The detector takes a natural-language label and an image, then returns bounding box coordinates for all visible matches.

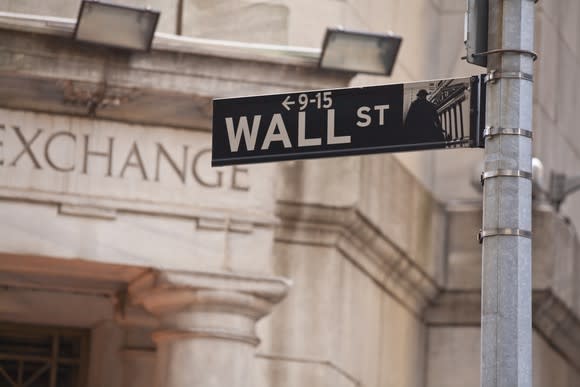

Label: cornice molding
[0,27,352,130]
[275,200,441,316]
[425,290,580,371]
[129,269,291,305]
[0,188,277,227]
[533,289,580,371]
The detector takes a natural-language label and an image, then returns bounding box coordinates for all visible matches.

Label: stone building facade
[0,1,578,386]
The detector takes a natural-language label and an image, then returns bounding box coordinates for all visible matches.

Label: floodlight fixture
[74,0,160,51]
[319,28,402,76]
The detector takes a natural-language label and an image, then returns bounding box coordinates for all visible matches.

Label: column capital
[128,269,291,346]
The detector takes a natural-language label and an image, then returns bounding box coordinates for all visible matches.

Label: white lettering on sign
[374,104,390,125]
[281,92,333,111]
[326,109,350,145]
[224,108,352,152]
[319,92,333,109]
[298,111,322,147]
[356,104,390,127]
[282,96,295,111]
[356,106,372,127]
[225,116,261,152]
[261,114,292,150]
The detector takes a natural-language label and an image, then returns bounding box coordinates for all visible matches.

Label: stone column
[129,270,290,387]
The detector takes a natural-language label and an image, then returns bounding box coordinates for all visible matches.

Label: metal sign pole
[480,0,535,386]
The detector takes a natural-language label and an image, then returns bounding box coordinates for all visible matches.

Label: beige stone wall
[534,2,580,224]
[275,154,447,286]
[181,0,289,44]
[261,151,445,386]
[0,108,280,276]
[426,327,580,387]
[257,243,427,387]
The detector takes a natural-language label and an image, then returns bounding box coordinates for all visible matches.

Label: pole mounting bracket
[478,228,532,243]
[480,169,533,185]
[473,48,538,61]
[485,71,533,83]
[483,126,533,139]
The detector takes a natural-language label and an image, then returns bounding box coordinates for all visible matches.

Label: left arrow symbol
[282,95,295,111]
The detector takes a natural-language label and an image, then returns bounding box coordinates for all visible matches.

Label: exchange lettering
[0,124,248,192]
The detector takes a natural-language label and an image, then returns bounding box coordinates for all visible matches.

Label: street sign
[212,76,484,166]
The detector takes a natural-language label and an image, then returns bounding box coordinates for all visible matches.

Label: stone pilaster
[129,270,290,387]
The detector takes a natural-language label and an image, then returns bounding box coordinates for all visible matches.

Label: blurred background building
[0,1,578,386]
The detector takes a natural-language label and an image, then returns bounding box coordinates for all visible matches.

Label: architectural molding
[0,286,115,327]
[129,269,291,303]
[0,254,146,295]
[127,269,291,387]
[59,203,117,220]
[425,289,580,371]
[128,269,291,346]
[0,191,276,229]
[424,290,481,326]
[430,206,580,370]
[0,26,353,131]
[116,304,159,329]
[533,289,580,371]
[255,352,362,387]
[275,201,441,316]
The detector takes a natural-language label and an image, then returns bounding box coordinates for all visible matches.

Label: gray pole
[481,1,535,386]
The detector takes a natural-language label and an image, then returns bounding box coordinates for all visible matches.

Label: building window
[0,323,89,387]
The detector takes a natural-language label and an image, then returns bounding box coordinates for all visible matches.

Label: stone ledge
[0,254,146,293]
[0,26,353,131]
[59,203,117,220]
[424,289,580,371]
[275,201,441,316]
[533,289,580,369]
[429,205,580,371]
[255,353,362,387]
[446,206,580,317]
[0,189,277,227]
[0,286,115,327]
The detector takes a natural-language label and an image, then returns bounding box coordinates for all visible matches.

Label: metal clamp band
[473,48,538,61]
[481,169,533,185]
[483,126,533,139]
[485,71,533,83]
[478,228,532,243]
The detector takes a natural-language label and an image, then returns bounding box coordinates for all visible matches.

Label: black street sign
[212,76,484,166]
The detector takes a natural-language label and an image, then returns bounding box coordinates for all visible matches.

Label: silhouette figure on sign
[404,89,446,145]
